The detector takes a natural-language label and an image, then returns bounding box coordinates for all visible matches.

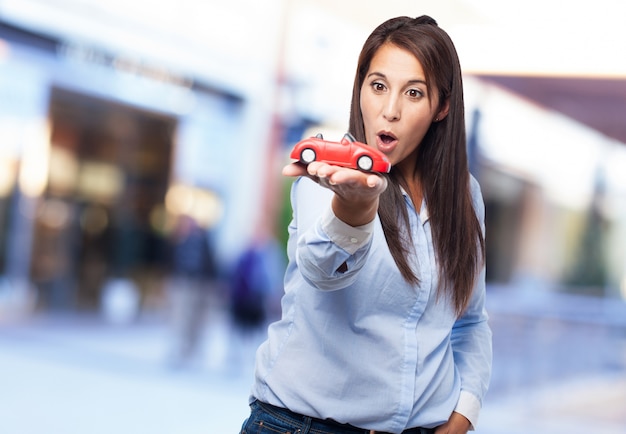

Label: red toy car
[290,133,391,173]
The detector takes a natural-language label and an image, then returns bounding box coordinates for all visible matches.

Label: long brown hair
[348,16,485,316]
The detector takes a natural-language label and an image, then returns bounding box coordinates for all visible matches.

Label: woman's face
[360,43,445,177]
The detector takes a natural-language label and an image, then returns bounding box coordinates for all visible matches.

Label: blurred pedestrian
[239,16,491,434]
[165,214,216,369]
[227,235,285,368]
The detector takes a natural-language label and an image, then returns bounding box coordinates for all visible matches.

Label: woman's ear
[434,100,450,122]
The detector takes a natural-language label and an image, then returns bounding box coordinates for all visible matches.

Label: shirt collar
[399,186,430,223]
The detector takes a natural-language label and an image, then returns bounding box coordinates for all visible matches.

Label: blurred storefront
[463,76,626,300]
[0,1,289,315]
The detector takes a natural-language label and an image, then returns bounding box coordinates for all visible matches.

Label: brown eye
[407,89,422,98]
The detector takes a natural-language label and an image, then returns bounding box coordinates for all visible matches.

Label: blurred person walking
[228,235,285,369]
[239,16,491,434]
[165,213,217,369]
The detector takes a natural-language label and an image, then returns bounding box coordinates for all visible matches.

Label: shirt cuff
[454,390,481,430]
[320,206,374,254]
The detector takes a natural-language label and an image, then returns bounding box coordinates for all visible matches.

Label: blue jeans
[239,400,435,434]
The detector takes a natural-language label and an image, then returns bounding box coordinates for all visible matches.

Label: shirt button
[350,237,358,243]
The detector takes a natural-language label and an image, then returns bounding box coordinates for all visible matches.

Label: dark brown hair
[348,16,485,316]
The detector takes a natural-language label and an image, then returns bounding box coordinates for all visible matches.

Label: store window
[31,87,176,310]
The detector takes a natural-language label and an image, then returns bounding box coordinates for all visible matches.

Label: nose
[382,96,400,121]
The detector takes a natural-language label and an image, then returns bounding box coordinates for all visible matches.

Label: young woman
[239,15,491,434]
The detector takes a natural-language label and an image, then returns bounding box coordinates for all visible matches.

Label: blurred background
[1,0,625,433]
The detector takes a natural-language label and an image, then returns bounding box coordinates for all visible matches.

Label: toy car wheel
[357,155,373,171]
[300,148,316,164]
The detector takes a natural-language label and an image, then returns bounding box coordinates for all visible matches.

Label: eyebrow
[366,71,427,86]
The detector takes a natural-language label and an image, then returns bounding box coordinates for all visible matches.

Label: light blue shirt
[251,176,492,432]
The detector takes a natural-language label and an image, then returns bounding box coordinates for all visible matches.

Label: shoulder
[468,174,482,198]
[291,176,334,227]
[292,176,334,205]
[468,175,485,222]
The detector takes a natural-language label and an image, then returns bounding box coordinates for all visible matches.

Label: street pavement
[1,286,625,434]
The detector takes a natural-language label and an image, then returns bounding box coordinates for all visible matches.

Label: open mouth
[376,131,398,153]
[379,133,396,144]
[378,134,395,145]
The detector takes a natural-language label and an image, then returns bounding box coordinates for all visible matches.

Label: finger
[306,161,330,178]
[366,174,387,190]
[330,169,384,190]
[282,162,308,177]
[322,167,365,184]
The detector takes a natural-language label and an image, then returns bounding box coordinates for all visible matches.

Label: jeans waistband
[255,400,433,434]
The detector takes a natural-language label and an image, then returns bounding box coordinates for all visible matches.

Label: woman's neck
[396,169,423,209]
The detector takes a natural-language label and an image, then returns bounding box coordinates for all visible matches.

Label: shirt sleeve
[320,206,374,254]
[291,179,375,291]
[450,176,493,429]
[454,387,482,430]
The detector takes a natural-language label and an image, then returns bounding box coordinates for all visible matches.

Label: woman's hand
[283,161,387,227]
[433,412,471,434]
